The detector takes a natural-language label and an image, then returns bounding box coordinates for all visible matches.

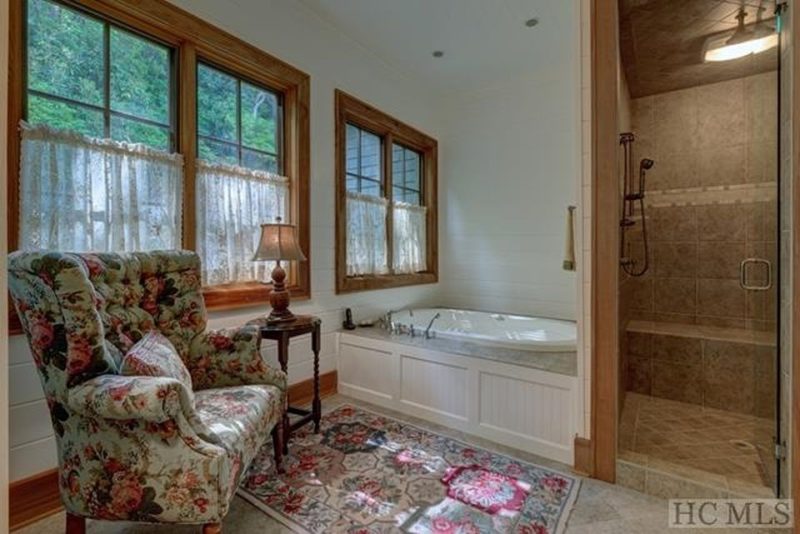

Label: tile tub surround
[624,322,776,418]
[618,393,775,499]
[624,71,778,333]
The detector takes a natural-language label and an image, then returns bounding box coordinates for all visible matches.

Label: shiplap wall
[436,13,581,321]
[8,0,443,482]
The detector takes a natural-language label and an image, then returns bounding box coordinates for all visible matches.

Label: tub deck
[346,327,577,376]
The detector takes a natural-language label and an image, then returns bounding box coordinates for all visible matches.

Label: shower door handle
[739,258,772,291]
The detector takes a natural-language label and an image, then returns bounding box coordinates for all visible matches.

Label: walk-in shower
[616,0,783,499]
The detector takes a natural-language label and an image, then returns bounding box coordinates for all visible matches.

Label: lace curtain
[393,201,427,273]
[19,122,183,252]
[196,160,288,285]
[346,192,388,276]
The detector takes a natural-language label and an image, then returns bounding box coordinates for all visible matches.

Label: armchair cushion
[67,374,195,424]
[120,331,194,403]
[194,384,284,484]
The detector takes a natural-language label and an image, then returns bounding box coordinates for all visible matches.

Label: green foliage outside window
[26,0,172,150]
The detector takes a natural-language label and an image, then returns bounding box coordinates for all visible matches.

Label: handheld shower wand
[619,131,653,277]
[638,158,654,197]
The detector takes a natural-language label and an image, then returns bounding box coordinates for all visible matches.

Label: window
[392,145,421,205]
[346,124,383,196]
[26,0,175,149]
[197,63,282,173]
[9,0,311,319]
[21,0,181,252]
[195,63,288,286]
[335,90,438,293]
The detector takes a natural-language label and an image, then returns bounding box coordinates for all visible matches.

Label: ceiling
[295,0,573,94]
[620,0,779,98]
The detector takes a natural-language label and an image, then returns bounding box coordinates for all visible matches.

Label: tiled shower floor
[619,392,775,497]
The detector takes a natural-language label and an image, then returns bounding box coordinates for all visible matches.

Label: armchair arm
[67,374,195,423]
[188,325,287,392]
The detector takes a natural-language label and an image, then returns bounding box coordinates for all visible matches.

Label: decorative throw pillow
[120,331,194,401]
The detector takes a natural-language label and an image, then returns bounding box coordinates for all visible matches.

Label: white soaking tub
[388,308,577,352]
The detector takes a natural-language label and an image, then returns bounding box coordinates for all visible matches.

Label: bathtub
[388,308,577,352]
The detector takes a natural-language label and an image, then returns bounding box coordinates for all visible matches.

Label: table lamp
[252,217,306,323]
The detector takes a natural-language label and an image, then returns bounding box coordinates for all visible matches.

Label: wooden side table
[248,315,322,452]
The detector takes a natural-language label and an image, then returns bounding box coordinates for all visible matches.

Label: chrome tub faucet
[424,312,441,340]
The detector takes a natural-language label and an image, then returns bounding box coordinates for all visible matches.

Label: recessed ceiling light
[525,17,539,28]
[432,50,444,58]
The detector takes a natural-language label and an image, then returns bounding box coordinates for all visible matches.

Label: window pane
[241,82,278,154]
[392,144,421,191]
[242,148,278,173]
[28,94,103,137]
[360,131,381,179]
[199,137,237,165]
[346,124,360,174]
[27,0,104,107]
[197,64,237,142]
[111,116,170,150]
[392,145,404,183]
[110,28,170,124]
[404,150,421,190]
[394,187,420,205]
[346,174,359,192]
[360,179,381,197]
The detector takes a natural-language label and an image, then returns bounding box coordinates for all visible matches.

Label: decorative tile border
[645,182,777,208]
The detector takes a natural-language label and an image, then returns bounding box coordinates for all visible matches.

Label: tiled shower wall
[620,72,779,420]
[623,72,778,331]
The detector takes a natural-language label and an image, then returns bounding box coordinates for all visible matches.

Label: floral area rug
[238,405,580,533]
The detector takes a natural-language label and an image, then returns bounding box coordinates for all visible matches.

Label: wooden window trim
[334,89,438,294]
[7,0,311,333]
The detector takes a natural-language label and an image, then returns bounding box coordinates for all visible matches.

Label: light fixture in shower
[704,8,777,62]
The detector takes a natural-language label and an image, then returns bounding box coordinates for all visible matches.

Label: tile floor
[19,395,779,533]
[619,392,775,497]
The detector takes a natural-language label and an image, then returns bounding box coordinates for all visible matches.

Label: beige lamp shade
[252,219,306,262]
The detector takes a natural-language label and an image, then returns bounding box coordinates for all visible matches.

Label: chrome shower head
[640,158,655,170]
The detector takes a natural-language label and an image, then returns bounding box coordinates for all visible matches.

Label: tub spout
[425,312,441,340]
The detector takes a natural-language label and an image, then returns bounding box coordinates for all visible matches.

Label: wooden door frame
[589,0,800,503]
[792,0,800,508]
[589,0,619,483]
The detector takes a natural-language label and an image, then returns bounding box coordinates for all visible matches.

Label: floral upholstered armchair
[8,250,287,534]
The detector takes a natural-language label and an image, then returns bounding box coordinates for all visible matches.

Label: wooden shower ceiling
[620,0,778,97]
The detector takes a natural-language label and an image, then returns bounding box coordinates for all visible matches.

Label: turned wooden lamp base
[267,261,296,324]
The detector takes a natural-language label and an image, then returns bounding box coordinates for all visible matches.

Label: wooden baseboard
[10,468,61,531]
[288,370,337,406]
[573,437,594,477]
[9,370,338,531]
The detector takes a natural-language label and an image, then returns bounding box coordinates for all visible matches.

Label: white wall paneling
[400,355,468,420]
[339,333,579,464]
